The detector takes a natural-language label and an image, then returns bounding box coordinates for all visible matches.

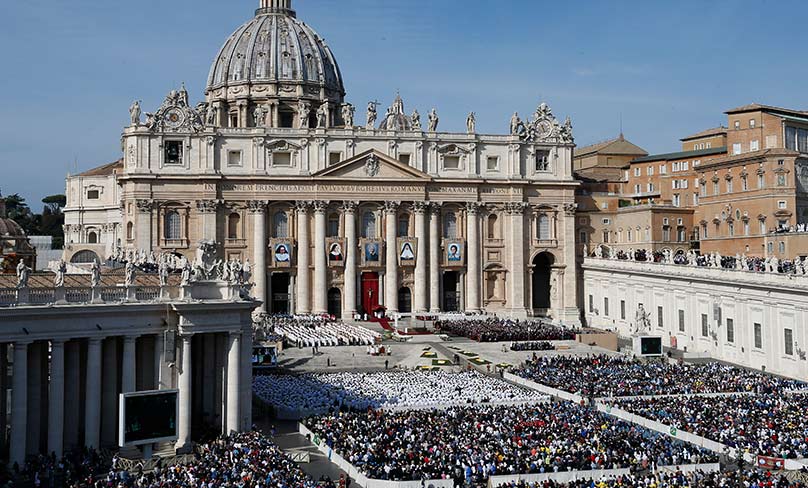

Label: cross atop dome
[257,0,295,17]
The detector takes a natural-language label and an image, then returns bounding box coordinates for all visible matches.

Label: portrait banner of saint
[361,239,382,266]
[273,241,293,268]
[397,237,417,266]
[445,239,464,266]
[327,238,345,267]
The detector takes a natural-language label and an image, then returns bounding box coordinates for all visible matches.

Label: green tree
[40,194,66,249]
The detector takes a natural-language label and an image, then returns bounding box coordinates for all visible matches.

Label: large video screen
[640,337,663,356]
[120,390,178,446]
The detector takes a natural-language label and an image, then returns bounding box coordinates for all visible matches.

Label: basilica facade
[68,0,581,322]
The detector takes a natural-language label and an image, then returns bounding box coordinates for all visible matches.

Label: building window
[779,241,786,254]
[657,306,663,328]
[627,229,632,242]
[673,194,681,207]
[604,297,609,317]
[784,328,794,356]
[677,227,685,242]
[579,231,587,243]
[726,179,733,193]
[744,221,750,235]
[750,140,759,152]
[397,214,410,237]
[328,213,340,237]
[362,211,377,238]
[758,173,764,188]
[713,182,719,196]
[647,166,654,176]
[701,314,709,337]
[660,164,667,174]
[443,212,457,238]
[767,242,774,253]
[728,222,735,236]
[647,183,655,192]
[741,175,748,191]
[164,141,183,165]
[734,120,740,130]
[726,318,734,343]
[602,230,609,243]
[488,215,499,239]
[126,222,134,241]
[273,211,288,238]
[329,152,342,166]
[701,223,708,239]
[749,119,756,128]
[634,167,641,177]
[678,309,685,332]
[227,150,243,167]
[620,300,626,320]
[398,153,411,165]
[662,227,671,241]
[588,294,594,312]
[87,231,98,244]
[87,190,100,200]
[487,156,499,171]
[634,184,641,194]
[164,211,181,240]
[732,143,742,155]
[227,213,240,239]
[777,174,786,186]
[443,156,460,170]
[535,150,550,171]
[537,214,551,240]
[754,323,763,349]
[272,152,292,167]
[778,200,787,209]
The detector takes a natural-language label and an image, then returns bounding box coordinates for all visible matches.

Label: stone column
[312,200,329,314]
[466,203,482,312]
[64,341,81,450]
[84,338,102,450]
[384,201,400,314]
[101,337,118,445]
[47,340,65,458]
[135,200,154,250]
[0,345,6,457]
[248,201,268,311]
[295,202,311,314]
[176,334,192,451]
[506,202,528,317]
[413,202,428,313]
[196,200,219,242]
[122,336,137,394]
[343,201,358,319]
[560,203,582,324]
[239,326,252,431]
[9,341,29,467]
[26,342,42,456]
[226,332,241,435]
[154,333,164,390]
[429,204,441,312]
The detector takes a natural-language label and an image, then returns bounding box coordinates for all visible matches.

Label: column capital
[384,201,400,214]
[228,330,243,339]
[295,201,312,213]
[312,200,330,214]
[427,201,442,215]
[50,339,66,347]
[123,335,140,343]
[413,201,428,214]
[196,199,222,214]
[136,199,155,213]
[341,201,359,213]
[504,201,528,215]
[466,202,483,215]
[246,200,268,214]
[563,202,578,216]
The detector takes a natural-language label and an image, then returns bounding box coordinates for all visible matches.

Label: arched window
[361,211,377,238]
[273,211,288,238]
[487,214,499,239]
[227,213,240,239]
[397,214,410,237]
[87,231,98,244]
[164,211,182,240]
[443,212,457,238]
[327,213,340,237]
[70,250,100,264]
[537,214,551,240]
[126,222,134,241]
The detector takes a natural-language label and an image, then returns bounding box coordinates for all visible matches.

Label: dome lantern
[257,0,295,17]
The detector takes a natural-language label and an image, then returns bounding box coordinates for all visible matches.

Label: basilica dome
[206,0,345,105]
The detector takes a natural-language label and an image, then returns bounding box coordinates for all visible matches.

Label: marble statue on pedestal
[341,104,355,127]
[411,109,421,130]
[634,304,651,334]
[54,260,67,288]
[16,261,31,289]
[90,261,101,288]
[466,112,476,134]
[366,101,378,129]
[129,100,141,126]
[428,108,439,131]
[125,262,136,287]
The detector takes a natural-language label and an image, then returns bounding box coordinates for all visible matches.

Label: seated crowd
[254,370,546,416]
[613,393,808,459]
[435,317,578,342]
[255,314,380,347]
[16,431,328,488]
[511,341,556,351]
[494,468,808,487]
[514,355,806,397]
[304,402,716,483]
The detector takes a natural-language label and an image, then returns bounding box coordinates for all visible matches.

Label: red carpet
[372,317,433,336]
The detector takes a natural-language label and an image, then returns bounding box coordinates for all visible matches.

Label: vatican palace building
[64,0,581,323]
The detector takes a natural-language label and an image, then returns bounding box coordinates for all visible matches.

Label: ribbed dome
[206,1,344,100]
[0,217,25,238]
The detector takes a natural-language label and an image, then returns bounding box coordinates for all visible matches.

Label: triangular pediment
[312,149,432,181]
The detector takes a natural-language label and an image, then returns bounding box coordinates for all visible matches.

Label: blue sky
[2,0,807,208]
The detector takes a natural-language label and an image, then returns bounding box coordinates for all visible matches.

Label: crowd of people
[613,393,808,459]
[494,468,808,487]
[254,370,546,416]
[254,315,381,347]
[304,402,716,484]
[511,341,556,351]
[513,355,806,397]
[435,317,579,342]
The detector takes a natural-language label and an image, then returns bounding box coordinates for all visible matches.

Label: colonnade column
[154,333,164,390]
[47,340,65,458]
[384,201,400,314]
[176,334,192,451]
[0,345,6,457]
[64,341,81,450]
[428,203,441,313]
[84,338,102,450]
[122,336,137,394]
[9,341,29,467]
[413,202,428,313]
[249,201,268,312]
[295,202,311,314]
[343,201,358,320]
[506,202,528,316]
[226,332,241,434]
[313,200,328,315]
[466,203,481,312]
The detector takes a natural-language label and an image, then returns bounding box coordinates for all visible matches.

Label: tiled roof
[680,126,727,141]
[724,103,808,116]
[630,146,727,164]
[76,159,123,177]
[574,135,648,158]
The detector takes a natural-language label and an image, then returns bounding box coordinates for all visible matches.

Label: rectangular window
[778,200,787,209]
[660,164,667,174]
[701,313,709,337]
[784,328,794,356]
[726,179,733,193]
[227,150,243,167]
[749,118,756,128]
[272,152,292,167]
[758,173,764,188]
[786,126,797,150]
[742,176,748,191]
[713,182,719,195]
[777,174,786,186]
[734,120,741,130]
[744,221,750,235]
[750,140,759,151]
[634,167,641,177]
[663,227,671,241]
[673,194,680,207]
[589,294,594,312]
[726,318,734,343]
[657,306,663,328]
[86,190,100,200]
[535,150,550,171]
[678,309,685,332]
[683,161,689,171]
[164,141,183,165]
[443,156,460,170]
[647,166,654,176]
[620,300,626,320]
[329,152,343,166]
[398,153,411,165]
[486,156,499,171]
[602,230,609,243]
[579,231,588,243]
[779,241,786,253]
[634,184,641,193]
[795,129,808,153]
[754,323,763,349]
[732,143,742,155]
[648,183,655,192]
[604,298,609,317]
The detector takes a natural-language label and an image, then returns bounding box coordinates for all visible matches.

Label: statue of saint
[317,103,328,128]
[54,260,67,288]
[253,105,266,128]
[207,105,218,126]
[411,109,421,130]
[158,259,169,287]
[466,112,476,134]
[178,82,189,107]
[510,112,521,135]
[125,262,136,287]
[634,304,651,334]
[16,261,31,289]
[428,108,439,132]
[366,101,378,129]
[341,104,355,127]
[181,260,193,286]
[129,100,142,126]
[298,101,311,128]
[90,261,101,288]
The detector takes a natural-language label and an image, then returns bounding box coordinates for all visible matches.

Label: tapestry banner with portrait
[327,238,346,267]
[360,238,383,267]
[443,239,465,267]
[271,239,293,268]
[397,237,417,267]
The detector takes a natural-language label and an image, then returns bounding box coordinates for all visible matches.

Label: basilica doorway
[271,273,291,314]
[361,272,380,316]
[531,252,554,313]
[443,271,460,312]
[398,287,412,314]
[327,288,342,318]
